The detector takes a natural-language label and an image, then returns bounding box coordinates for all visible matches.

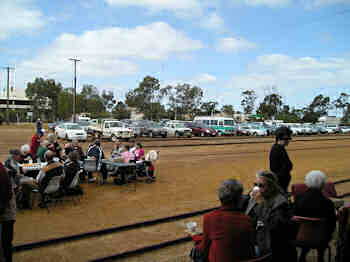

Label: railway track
[141,135,350,148]
[15,177,350,262]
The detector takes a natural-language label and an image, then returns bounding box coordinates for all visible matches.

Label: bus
[193,116,235,136]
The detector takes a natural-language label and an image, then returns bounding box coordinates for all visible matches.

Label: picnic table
[101,159,137,190]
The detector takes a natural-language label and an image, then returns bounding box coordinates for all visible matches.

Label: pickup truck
[88,119,134,141]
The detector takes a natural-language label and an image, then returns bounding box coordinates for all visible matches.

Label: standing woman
[269,126,293,192]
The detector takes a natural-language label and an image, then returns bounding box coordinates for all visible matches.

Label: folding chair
[293,216,332,262]
[39,175,63,213]
[65,170,83,205]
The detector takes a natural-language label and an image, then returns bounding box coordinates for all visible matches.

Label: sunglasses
[254,183,265,188]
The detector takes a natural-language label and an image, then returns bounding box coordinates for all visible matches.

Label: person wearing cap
[245,170,296,262]
[0,163,16,262]
[269,126,293,192]
[86,140,107,183]
[294,171,336,262]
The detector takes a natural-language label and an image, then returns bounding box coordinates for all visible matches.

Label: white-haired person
[19,144,33,164]
[294,171,336,262]
[246,170,297,262]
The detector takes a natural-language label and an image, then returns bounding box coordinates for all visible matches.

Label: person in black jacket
[295,170,336,262]
[86,140,108,183]
[269,126,293,192]
[62,151,81,191]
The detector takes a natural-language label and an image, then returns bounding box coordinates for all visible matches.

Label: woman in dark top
[294,170,336,262]
[269,126,293,192]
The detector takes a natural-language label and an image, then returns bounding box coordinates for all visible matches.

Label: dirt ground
[1,125,350,261]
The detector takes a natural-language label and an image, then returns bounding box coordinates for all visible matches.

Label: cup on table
[186,221,197,235]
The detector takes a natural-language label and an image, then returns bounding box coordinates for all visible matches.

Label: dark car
[184,122,217,137]
[143,122,168,138]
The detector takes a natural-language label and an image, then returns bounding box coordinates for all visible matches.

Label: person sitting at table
[129,141,137,154]
[47,133,62,160]
[190,179,256,262]
[122,145,135,163]
[111,140,123,158]
[19,144,33,164]
[4,149,36,209]
[294,170,336,262]
[134,143,144,161]
[86,140,108,183]
[37,140,49,163]
[62,151,81,191]
[36,151,63,204]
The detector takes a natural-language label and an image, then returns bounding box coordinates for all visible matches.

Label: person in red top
[30,132,43,161]
[191,179,255,262]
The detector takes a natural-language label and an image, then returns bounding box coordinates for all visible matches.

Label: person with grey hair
[246,170,296,262]
[19,144,32,163]
[190,179,255,262]
[295,171,336,262]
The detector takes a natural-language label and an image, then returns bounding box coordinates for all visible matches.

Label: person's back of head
[305,170,326,190]
[20,144,30,155]
[275,126,292,142]
[218,179,243,207]
[47,133,55,143]
[44,150,55,162]
[68,151,79,162]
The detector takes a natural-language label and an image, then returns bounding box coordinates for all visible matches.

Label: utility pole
[69,58,80,123]
[2,66,15,125]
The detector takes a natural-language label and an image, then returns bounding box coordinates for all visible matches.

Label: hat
[9,149,21,156]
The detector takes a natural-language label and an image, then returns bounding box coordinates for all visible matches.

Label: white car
[247,125,267,136]
[339,126,350,134]
[164,122,192,137]
[55,123,87,141]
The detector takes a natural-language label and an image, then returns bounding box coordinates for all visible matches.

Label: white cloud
[225,54,350,107]
[242,0,291,8]
[0,0,45,40]
[303,0,350,8]
[191,73,217,85]
[15,22,203,93]
[216,37,257,53]
[200,12,225,30]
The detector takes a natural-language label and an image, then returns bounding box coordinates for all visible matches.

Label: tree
[221,105,234,117]
[333,92,349,117]
[125,76,167,120]
[276,105,302,123]
[26,78,62,121]
[201,101,218,116]
[79,85,105,115]
[57,88,73,120]
[241,90,257,114]
[257,93,283,120]
[112,101,131,119]
[101,90,115,112]
[302,94,331,123]
[163,83,203,120]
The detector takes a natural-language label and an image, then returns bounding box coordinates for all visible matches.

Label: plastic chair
[39,175,63,213]
[293,216,332,262]
[65,170,83,205]
[240,253,272,262]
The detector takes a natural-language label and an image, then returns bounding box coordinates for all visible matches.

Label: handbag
[189,240,211,262]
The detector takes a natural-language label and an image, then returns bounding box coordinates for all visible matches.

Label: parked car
[184,122,217,137]
[247,125,267,136]
[325,124,340,134]
[302,125,313,135]
[143,122,168,138]
[236,125,251,136]
[55,123,87,141]
[339,125,350,134]
[315,125,328,134]
[48,120,64,131]
[77,121,90,132]
[88,119,133,141]
[164,121,192,137]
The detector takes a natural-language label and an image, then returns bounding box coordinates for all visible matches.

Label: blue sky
[1,0,350,112]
